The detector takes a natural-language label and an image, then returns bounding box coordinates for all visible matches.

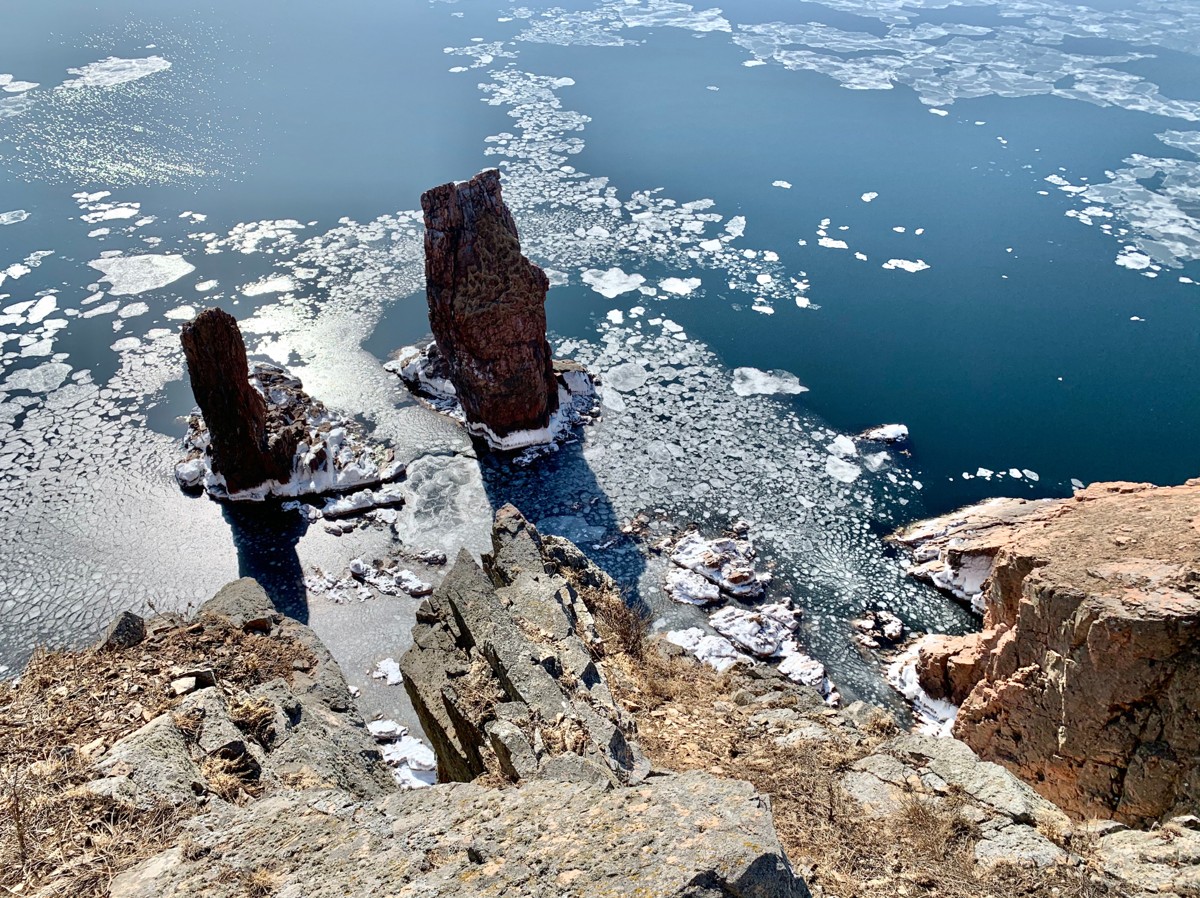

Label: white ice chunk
[731,367,808,397]
[659,277,702,295]
[88,254,195,295]
[582,267,645,298]
[825,455,862,483]
[881,258,930,272]
[371,658,404,686]
[861,423,908,442]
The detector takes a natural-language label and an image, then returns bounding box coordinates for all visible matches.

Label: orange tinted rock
[896,479,1200,826]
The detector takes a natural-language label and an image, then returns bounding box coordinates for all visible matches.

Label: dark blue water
[2,0,1199,686]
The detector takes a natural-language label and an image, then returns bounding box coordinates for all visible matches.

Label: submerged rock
[419,169,561,448]
[894,479,1200,826]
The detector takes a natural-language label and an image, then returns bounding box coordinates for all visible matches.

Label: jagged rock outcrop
[91,579,396,810]
[420,169,560,446]
[98,515,809,898]
[401,504,651,786]
[894,479,1200,825]
[177,310,403,501]
[180,308,291,495]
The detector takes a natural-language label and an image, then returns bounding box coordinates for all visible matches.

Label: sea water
[1,0,1197,712]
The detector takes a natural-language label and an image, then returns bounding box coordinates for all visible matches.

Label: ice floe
[88,254,195,295]
[2,361,72,393]
[658,276,701,295]
[582,267,645,298]
[881,258,930,273]
[242,275,296,297]
[731,367,808,397]
[825,455,862,484]
[664,567,721,605]
[710,603,798,657]
[0,210,29,226]
[666,627,749,673]
[669,531,766,600]
[59,56,172,90]
[861,423,908,442]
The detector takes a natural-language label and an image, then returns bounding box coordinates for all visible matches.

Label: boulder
[199,577,277,632]
[99,610,146,651]
[109,771,809,898]
[894,479,1200,825]
[90,578,395,810]
[400,505,650,787]
[420,169,559,446]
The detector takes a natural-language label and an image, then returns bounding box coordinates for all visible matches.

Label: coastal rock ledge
[894,479,1200,825]
[99,515,807,898]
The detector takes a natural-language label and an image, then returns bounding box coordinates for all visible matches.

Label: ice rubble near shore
[886,642,960,738]
[663,528,840,704]
[386,343,599,455]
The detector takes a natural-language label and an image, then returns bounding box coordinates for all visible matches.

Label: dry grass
[0,616,314,897]
[1,748,182,898]
[603,636,1130,898]
[572,582,650,661]
[237,864,280,897]
[229,696,278,749]
[453,656,506,727]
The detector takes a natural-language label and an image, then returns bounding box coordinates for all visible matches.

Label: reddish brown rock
[915,632,985,705]
[180,309,296,494]
[421,169,558,446]
[894,480,1200,826]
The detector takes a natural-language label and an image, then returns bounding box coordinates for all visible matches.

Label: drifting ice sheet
[731,367,808,397]
[88,254,195,295]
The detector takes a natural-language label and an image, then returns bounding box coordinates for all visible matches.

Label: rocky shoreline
[54,166,1194,896]
[891,480,1200,828]
[4,509,1196,897]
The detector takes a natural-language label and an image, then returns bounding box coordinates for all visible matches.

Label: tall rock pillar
[180,308,289,494]
[421,169,558,445]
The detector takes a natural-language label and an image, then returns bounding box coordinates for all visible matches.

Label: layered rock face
[421,169,559,445]
[101,516,808,898]
[894,480,1200,825]
[180,308,294,494]
[401,504,651,786]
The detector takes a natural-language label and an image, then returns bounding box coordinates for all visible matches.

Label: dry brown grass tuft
[604,634,1131,898]
[573,583,649,660]
[0,616,314,897]
[229,696,278,748]
[453,656,506,727]
[0,747,182,898]
[200,753,263,805]
[237,864,280,897]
